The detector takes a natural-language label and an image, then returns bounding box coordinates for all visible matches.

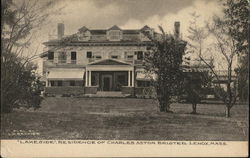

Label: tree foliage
[144,26,187,112]
[222,0,249,102]
[187,7,242,117]
[223,0,249,53]
[1,0,58,113]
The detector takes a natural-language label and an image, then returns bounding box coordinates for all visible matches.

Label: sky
[27,0,225,74]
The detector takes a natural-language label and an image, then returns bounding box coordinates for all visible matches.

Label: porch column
[132,70,134,87]
[128,70,131,86]
[85,70,88,87]
[89,70,91,86]
[45,72,48,87]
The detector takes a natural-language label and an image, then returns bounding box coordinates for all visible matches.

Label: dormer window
[107,25,122,41]
[109,31,121,40]
[78,26,91,41]
[140,25,153,41]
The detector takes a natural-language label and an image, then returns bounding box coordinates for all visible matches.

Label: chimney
[57,23,64,39]
[174,21,180,39]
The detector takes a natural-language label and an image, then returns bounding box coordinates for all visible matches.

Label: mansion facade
[40,23,182,96]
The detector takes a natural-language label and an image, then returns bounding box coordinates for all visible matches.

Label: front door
[102,75,112,91]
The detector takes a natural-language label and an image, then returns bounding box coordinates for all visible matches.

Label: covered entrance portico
[84,59,134,94]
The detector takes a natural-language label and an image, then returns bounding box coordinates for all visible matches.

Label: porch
[84,59,135,95]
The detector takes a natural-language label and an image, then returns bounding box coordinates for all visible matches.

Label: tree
[187,12,240,117]
[223,0,249,54]
[144,26,187,112]
[186,12,213,114]
[1,0,58,113]
[222,0,249,102]
[182,70,213,114]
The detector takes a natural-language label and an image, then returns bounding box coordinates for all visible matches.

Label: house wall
[43,46,148,67]
[41,26,153,96]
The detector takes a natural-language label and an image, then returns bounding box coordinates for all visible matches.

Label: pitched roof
[108,25,121,30]
[43,25,155,46]
[141,25,151,30]
[78,26,89,32]
[89,59,131,65]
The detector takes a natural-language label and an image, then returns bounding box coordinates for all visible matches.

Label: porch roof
[86,59,133,71]
[88,59,131,66]
[47,69,85,80]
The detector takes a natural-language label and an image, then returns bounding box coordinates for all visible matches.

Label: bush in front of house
[1,57,44,113]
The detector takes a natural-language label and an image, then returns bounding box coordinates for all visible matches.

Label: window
[95,56,102,59]
[108,31,122,41]
[87,52,92,58]
[58,81,63,86]
[137,51,143,60]
[70,80,75,86]
[58,52,66,63]
[50,81,55,86]
[127,55,134,59]
[111,56,118,59]
[71,52,76,60]
[48,51,54,60]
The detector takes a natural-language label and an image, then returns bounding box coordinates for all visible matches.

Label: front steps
[85,91,130,98]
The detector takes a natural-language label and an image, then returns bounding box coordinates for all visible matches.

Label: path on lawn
[1,97,248,140]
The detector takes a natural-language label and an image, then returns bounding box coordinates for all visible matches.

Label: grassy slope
[1,98,248,140]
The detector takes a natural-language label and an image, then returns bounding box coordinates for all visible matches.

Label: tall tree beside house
[222,0,249,103]
[185,12,212,114]
[187,10,243,117]
[1,0,58,113]
[144,26,187,112]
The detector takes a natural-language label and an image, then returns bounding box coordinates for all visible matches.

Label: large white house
[40,23,182,96]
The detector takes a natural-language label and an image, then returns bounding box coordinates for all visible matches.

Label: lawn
[1,97,248,140]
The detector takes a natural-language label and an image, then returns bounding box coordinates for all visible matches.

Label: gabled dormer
[107,25,123,41]
[140,25,153,41]
[77,26,91,41]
